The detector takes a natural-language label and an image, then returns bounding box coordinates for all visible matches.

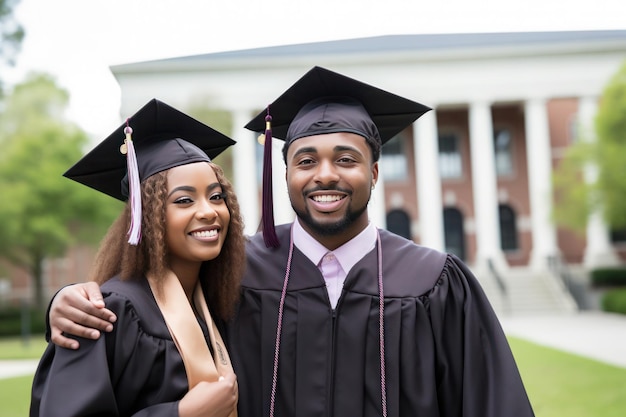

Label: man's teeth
[312,195,343,202]
[191,230,218,238]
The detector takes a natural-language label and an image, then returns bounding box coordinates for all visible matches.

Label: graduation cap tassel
[262,108,280,248]
[123,122,142,245]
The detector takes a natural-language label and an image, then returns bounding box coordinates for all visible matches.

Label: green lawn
[1,336,625,416]
[0,374,35,416]
[0,335,46,416]
[0,335,47,360]
[509,337,626,417]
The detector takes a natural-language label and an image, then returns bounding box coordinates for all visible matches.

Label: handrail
[487,258,510,314]
[487,258,507,295]
[547,255,573,294]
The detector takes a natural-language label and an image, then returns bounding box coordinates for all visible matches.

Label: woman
[30,99,245,417]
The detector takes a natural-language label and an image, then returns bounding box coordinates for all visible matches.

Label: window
[610,229,626,244]
[443,207,465,260]
[381,135,407,181]
[438,133,462,179]
[386,209,411,240]
[494,129,513,176]
[499,204,519,251]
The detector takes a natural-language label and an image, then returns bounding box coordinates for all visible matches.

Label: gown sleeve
[30,290,182,417]
[427,255,535,417]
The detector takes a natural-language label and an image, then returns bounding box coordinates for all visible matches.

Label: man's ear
[371,161,379,187]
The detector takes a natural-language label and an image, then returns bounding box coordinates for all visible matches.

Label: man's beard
[293,194,370,237]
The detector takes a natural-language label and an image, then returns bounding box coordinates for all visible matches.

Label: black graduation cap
[64,98,235,244]
[244,66,431,248]
[245,66,431,146]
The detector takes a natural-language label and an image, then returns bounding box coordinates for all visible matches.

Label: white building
[108,30,626,314]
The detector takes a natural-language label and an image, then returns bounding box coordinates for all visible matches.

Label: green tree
[553,60,626,234]
[0,73,121,309]
[188,100,234,179]
[552,141,593,232]
[0,0,25,96]
[594,61,626,230]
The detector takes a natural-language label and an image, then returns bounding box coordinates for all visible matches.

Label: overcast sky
[5,0,626,139]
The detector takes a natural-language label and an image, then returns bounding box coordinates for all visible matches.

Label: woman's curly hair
[89,162,246,320]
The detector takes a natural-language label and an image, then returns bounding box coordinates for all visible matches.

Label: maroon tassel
[262,107,280,248]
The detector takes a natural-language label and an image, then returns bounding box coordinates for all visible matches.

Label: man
[48,67,535,417]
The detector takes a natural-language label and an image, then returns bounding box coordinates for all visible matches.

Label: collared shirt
[292,218,377,308]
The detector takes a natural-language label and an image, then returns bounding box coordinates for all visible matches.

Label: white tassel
[124,125,142,245]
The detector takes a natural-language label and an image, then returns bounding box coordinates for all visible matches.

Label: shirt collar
[292,218,377,271]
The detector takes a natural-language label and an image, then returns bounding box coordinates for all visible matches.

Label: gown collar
[292,217,377,272]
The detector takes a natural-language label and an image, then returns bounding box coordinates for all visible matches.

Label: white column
[415,110,445,251]
[524,98,559,270]
[579,97,620,267]
[271,138,294,226]
[469,101,507,270]
[368,166,386,229]
[231,109,259,237]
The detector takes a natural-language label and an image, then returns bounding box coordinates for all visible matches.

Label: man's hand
[50,282,117,349]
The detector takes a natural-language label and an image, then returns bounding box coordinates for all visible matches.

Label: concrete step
[475,267,578,316]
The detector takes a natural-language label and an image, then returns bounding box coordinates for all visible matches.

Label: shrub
[0,306,46,337]
[601,288,626,315]
[591,268,626,287]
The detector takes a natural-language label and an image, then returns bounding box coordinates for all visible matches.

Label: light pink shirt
[292,218,377,308]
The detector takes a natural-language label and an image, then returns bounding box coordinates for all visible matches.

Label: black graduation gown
[229,224,534,417]
[30,276,216,417]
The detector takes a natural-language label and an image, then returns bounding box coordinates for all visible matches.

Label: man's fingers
[50,327,80,350]
[57,288,116,326]
[50,300,113,337]
[75,305,116,327]
[60,315,102,338]
[48,315,102,350]
[66,306,114,333]
[83,282,106,309]
[77,284,117,323]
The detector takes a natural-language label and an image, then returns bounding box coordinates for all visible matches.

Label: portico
[111,31,626,270]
